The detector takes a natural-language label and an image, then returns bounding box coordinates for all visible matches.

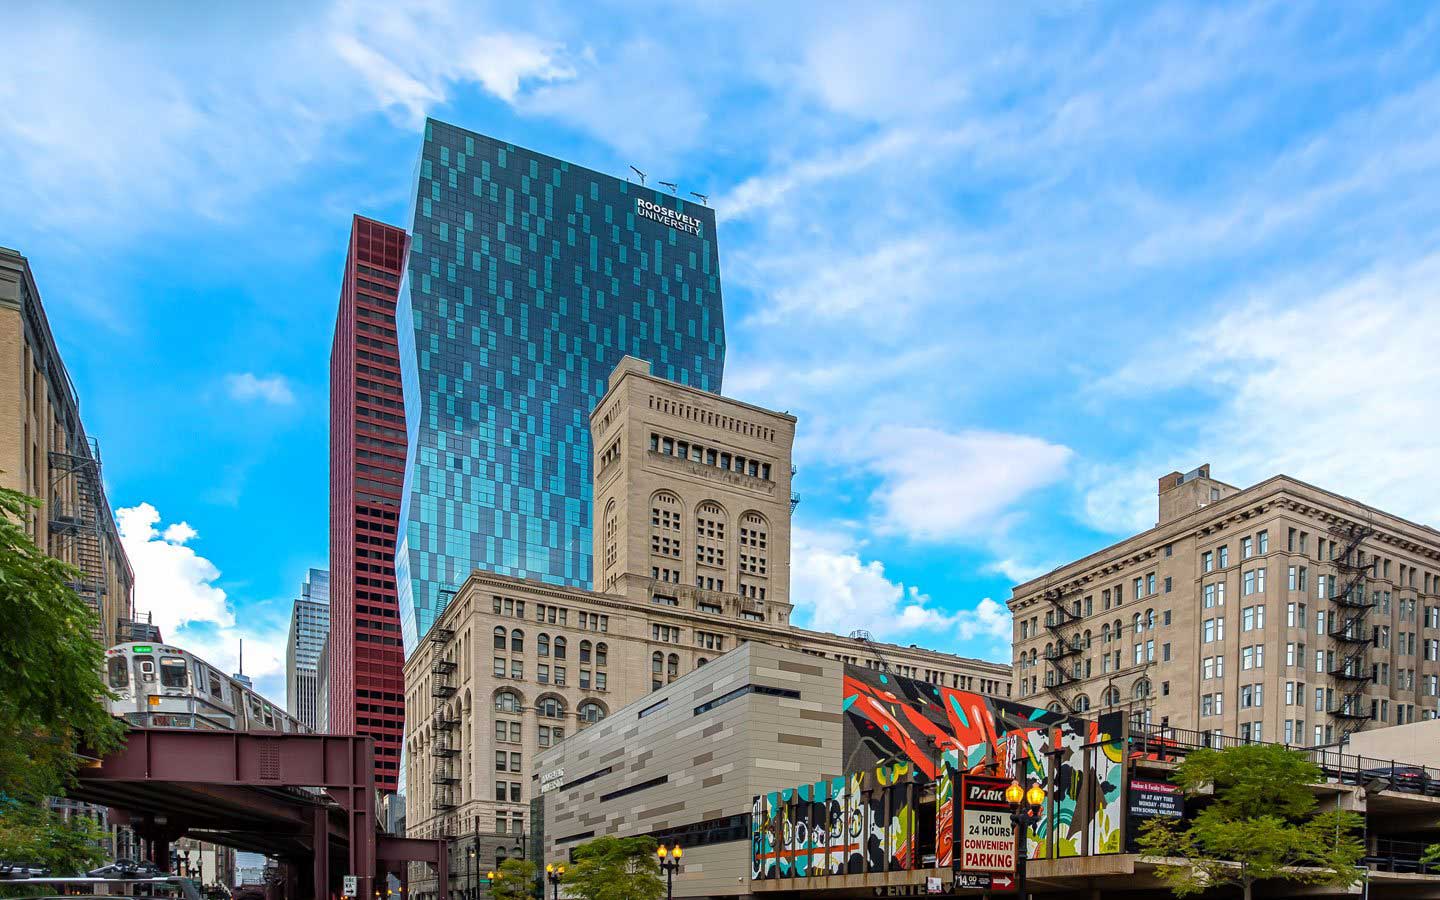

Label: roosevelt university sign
[635,198,703,236]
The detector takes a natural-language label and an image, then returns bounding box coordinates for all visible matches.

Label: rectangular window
[1219,546,1229,568]
[1203,551,1214,573]
[1242,537,1253,560]
[1258,530,1268,554]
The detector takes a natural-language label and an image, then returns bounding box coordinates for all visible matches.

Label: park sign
[957,775,1016,874]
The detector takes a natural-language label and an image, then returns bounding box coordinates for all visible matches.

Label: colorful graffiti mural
[750,667,1126,881]
[841,666,1124,861]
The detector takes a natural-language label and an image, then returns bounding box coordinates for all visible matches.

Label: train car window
[136,655,156,683]
[107,656,129,688]
[209,671,223,698]
[249,695,263,721]
[159,657,188,688]
[262,705,274,727]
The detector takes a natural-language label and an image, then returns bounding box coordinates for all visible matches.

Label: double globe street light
[655,844,683,899]
[544,863,565,899]
[1004,780,1047,900]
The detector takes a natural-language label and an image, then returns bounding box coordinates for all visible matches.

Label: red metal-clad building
[329,215,409,791]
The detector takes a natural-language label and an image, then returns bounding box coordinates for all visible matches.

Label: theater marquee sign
[635,198,703,236]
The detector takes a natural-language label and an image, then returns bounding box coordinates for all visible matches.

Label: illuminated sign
[635,198,702,236]
[133,645,153,653]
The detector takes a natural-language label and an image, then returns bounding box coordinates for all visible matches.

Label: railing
[1367,838,1440,873]
[1130,722,1440,795]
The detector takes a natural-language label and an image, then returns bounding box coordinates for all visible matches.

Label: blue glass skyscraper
[395,119,726,652]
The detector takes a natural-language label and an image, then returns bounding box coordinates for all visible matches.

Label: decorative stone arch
[577,698,609,725]
[492,687,526,714]
[1073,693,1091,712]
[534,691,568,721]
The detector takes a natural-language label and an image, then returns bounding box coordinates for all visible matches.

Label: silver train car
[104,642,307,733]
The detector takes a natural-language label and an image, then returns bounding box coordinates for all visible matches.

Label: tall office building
[1010,464,1440,746]
[0,246,134,645]
[395,120,727,653]
[329,216,410,790]
[285,568,330,729]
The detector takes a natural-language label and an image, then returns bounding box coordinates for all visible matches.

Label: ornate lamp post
[485,869,500,898]
[1005,780,1046,900]
[655,844,681,899]
[544,863,565,899]
[467,847,476,900]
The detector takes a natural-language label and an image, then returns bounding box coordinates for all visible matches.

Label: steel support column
[314,808,330,900]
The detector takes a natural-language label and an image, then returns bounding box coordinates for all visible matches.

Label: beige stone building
[0,246,132,645]
[402,358,1010,878]
[536,641,843,899]
[1010,464,1440,746]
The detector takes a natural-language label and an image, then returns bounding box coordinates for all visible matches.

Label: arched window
[1145,608,1156,630]
[510,629,524,653]
[537,697,565,719]
[697,657,708,667]
[1103,686,1121,707]
[580,640,592,663]
[651,491,683,561]
[1082,629,1092,649]
[1047,702,1063,713]
[595,642,608,667]
[1133,678,1152,700]
[652,651,663,674]
[1044,642,1054,659]
[537,634,550,657]
[553,637,567,660]
[1074,694,1091,712]
[578,701,606,725]
[603,499,619,572]
[1101,623,1111,643]
[495,691,520,713]
[1113,618,1122,637]
[493,627,506,651]
[695,501,727,570]
[667,653,679,678]
[1132,613,1141,635]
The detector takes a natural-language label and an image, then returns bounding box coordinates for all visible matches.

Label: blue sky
[5,1,1440,703]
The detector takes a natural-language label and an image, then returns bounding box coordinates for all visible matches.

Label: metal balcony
[431,657,457,675]
[1328,665,1370,682]
[431,682,457,699]
[1328,624,1372,645]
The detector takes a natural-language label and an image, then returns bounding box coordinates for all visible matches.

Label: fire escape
[1327,523,1375,735]
[1042,588,1082,713]
[429,621,459,840]
[48,436,109,641]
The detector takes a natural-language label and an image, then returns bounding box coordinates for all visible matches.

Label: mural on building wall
[751,669,1126,880]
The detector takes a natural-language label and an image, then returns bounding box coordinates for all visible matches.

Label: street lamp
[655,844,681,899]
[485,870,500,898]
[544,863,565,899]
[467,847,476,900]
[1005,781,1046,900]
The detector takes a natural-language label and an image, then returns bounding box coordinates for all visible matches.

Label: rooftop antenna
[688,191,708,206]
[628,166,647,186]
[658,181,678,194]
[238,639,244,675]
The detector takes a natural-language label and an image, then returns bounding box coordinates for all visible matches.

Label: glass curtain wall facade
[396,119,726,652]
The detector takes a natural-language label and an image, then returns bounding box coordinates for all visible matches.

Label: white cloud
[116,502,288,701]
[790,528,1010,659]
[226,373,296,405]
[0,1,574,234]
[846,427,1073,542]
[1083,251,1440,532]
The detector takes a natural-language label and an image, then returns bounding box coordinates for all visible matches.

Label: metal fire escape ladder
[1042,588,1082,712]
[848,629,898,676]
[1327,523,1375,735]
[428,622,458,834]
[48,436,109,641]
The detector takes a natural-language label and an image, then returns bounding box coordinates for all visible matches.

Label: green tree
[561,836,665,900]
[1422,843,1440,873]
[0,484,124,871]
[489,857,535,900]
[1138,743,1365,900]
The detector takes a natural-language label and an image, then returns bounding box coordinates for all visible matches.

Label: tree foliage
[0,484,124,871]
[489,857,535,900]
[1138,744,1364,900]
[561,836,665,900]
[1422,843,1440,872]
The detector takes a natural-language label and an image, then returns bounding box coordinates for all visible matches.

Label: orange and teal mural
[750,666,1125,881]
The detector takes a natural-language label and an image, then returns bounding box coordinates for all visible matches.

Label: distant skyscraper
[395,120,727,652]
[329,215,409,791]
[285,568,330,729]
